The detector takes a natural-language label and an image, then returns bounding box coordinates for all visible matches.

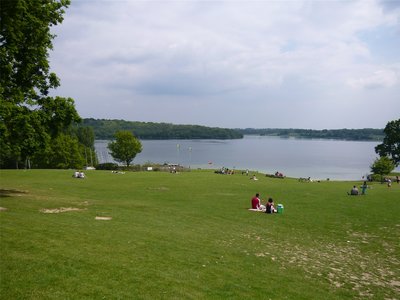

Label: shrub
[96,163,119,170]
[369,174,382,182]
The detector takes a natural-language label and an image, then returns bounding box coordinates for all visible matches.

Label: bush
[369,174,382,182]
[96,163,119,170]
[132,165,143,171]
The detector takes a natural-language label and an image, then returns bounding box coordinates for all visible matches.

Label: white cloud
[348,68,399,89]
[49,0,400,129]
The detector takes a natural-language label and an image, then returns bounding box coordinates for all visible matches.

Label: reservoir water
[95,135,398,180]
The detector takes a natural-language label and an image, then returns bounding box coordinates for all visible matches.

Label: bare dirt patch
[40,207,86,214]
[0,207,8,211]
[72,200,90,206]
[148,186,169,191]
[217,192,236,196]
[243,230,400,299]
[95,216,112,220]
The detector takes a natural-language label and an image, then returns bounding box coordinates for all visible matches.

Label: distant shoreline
[236,128,384,142]
[95,137,389,180]
[82,118,384,142]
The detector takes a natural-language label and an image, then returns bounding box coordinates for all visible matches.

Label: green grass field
[0,169,399,299]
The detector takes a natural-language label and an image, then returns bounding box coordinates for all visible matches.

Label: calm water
[95,136,398,180]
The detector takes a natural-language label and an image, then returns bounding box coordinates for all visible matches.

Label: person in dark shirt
[265,198,277,214]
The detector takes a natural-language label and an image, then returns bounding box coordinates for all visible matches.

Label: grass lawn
[0,169,399,299]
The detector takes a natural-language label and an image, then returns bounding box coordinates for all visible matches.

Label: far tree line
[237,128,384,141]
[80,119,384,141]
[106,120,400,176]
[81,118,243,140]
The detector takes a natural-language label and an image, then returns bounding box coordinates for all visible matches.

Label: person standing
[387,178,392,187]
[361,181,368,195]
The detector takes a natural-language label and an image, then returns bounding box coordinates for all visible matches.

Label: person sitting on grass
[265,198,277,214]
[251,193,261,210]
[348,185,359,195]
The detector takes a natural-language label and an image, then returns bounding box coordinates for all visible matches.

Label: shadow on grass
[0,189,28,198]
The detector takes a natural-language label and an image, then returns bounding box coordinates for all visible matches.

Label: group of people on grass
[383,177,399,187]
[349,176,399,195]
[250,174,258,180]
[348,181,368,195]
[251,193,277,214]
[215,167,235,175]
[111,171,125,174]
[381,176,399,187]
[349,185,360,195]
[73,171,85,179]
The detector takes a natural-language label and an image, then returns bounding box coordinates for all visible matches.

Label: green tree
[108,131,142,167]
[74,126,97,167]
[33,133,85,169]
[75,126,95,148]
[375,119,400,167]
[0,0,80,168]
[370,156,395,182]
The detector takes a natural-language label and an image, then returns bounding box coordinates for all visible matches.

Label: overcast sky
[50,0,400,129]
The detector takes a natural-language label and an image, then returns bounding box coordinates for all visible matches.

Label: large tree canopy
[370,156,395,182]
[375,119,400,167]
[108,131,142,168]
[0,0,80,167]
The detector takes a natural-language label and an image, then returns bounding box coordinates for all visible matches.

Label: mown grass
[0,169,399,299]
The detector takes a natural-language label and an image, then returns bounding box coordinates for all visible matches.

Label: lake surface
[95,136,398,180]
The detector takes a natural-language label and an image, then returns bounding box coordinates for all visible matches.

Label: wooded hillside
[79,119,384,141]
[81,118,243,140]
[236,128,384,141]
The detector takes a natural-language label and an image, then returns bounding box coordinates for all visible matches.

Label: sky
[49,0,400,129]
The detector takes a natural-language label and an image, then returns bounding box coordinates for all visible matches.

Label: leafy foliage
[80,119,383,141]
[74,126,95,149]
[72,125,97,167]
[96,163,119,170]
[108,131,142,167]
[370,156,395,181]
[32,133,85,169]
[0,0,80,168]
[375,119,400,166]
